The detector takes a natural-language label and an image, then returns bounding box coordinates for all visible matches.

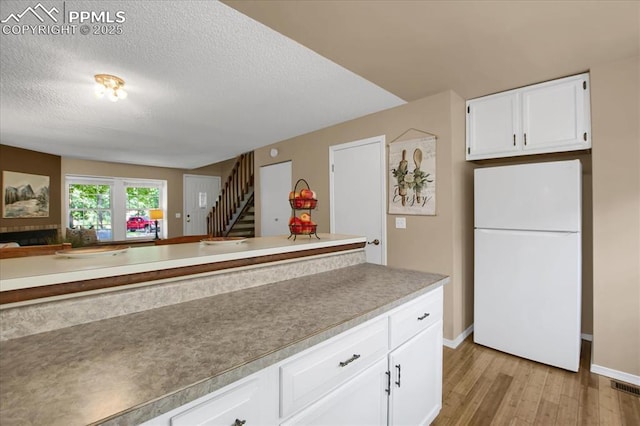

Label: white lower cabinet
[143,286,444,426]
[280,358,389,426]
[140,367,279,426]
[279,316,389,418]
[169,375,268,426]
[388,321,443,426]
[281,287,444,426]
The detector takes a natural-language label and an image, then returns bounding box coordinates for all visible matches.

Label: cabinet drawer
[280,316,388,418]
[280,358,388,426]
[170,376,261,426]
[389,286,443,349]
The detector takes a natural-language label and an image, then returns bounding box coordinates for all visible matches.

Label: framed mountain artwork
[3,171,50,218]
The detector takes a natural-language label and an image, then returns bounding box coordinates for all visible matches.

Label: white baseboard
[443,327,637,385]
[443,324,474,349]
[591,364,640,386]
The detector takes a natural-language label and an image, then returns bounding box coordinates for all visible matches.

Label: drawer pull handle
[234,420,246,426]
[339,353,361,367]
[385,370,391,394]
[395,364,402,387]
[417,313,430,321]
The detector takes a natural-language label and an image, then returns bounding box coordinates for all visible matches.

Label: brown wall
[3,57,636,378]
[591,56,639,376]
[60,157,235,238]
[0,145,61,229]
[254,86,600,343]
[255,90,474,341]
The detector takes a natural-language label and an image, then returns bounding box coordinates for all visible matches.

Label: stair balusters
[208,152,254,237]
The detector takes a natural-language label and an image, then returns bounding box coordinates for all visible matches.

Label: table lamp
[149,209,163,240]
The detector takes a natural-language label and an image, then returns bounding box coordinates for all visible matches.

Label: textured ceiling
[1,1,638,170]
[0,1,404,169]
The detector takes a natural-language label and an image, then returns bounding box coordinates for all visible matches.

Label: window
[125,184,161,240]
[66,175,166,241]
[68,182,112,240]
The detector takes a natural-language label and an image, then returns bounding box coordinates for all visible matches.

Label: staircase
[226,202,255,238]
[207,152,255,238]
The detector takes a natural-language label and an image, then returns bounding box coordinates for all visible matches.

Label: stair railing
[208,151,254,237]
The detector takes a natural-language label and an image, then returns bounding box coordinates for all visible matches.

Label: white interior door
[183,174,220,236]
[260,161,292,237]
[330,136,386,265]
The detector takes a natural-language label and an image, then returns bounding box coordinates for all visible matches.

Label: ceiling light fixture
[94,74,128,102]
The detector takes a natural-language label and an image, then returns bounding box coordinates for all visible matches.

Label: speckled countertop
[0,234,365,291]
[0,263,448,425]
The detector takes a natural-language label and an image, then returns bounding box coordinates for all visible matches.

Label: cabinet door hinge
[467,106,470,113]
[467,147,470,155]
[583,132,588,141]
[524,133,527,146]
[331,164,334,172]
[583,81,587,90]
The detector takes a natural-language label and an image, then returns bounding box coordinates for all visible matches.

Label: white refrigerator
[474,160,582,372]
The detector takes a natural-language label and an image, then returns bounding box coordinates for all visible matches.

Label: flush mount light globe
[94,74,128,102]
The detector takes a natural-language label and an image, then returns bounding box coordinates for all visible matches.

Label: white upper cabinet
[466,73,591,160]
[521,75,590,154]
[466,91,520,159]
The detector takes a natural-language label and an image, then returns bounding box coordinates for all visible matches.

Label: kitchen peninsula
[0,234,448,425]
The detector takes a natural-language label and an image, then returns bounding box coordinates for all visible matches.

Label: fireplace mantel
[0,224,61,234]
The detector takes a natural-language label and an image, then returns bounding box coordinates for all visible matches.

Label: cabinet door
[521,74,590,154]
[389,321,443,426]
[466,92,520,160]
[280,358,388,426]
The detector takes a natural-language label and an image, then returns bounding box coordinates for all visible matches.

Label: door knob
[367,239,380,245]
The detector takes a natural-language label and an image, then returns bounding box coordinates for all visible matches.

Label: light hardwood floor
[432,336,640,425]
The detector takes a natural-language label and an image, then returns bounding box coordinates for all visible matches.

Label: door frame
[329,135,387,265]
[183,174,221,235]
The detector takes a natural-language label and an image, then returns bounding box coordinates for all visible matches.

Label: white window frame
[65,175,167,241]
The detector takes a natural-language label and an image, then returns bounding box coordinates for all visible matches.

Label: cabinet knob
[234,420,246,426]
